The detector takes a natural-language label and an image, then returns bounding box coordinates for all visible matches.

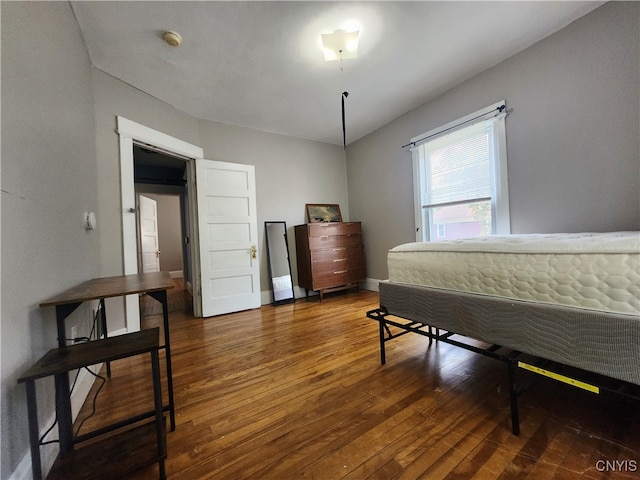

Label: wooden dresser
[295,222,366,300]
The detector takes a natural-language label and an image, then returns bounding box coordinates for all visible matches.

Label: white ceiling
[71,1,603,146]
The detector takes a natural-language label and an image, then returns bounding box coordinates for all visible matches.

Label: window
[411,101,510,242]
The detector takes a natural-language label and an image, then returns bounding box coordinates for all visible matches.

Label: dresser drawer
[313,267,366,290]
[346,266,366,283]
[312,261,347,276]
[313,271,349,290]
[311,245,365,276]
[308,234,362,250]
[307,222,361,237]
[311,256,365,275]
[310,245,362,263]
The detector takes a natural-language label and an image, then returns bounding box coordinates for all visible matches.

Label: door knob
[250,245,257,259]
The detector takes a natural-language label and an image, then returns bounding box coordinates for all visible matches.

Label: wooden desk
[39,272,176,437]
[18,329,166,480]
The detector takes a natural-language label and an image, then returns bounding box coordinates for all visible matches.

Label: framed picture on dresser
[306,204,342,223]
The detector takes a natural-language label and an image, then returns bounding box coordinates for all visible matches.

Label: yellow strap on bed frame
[517,361,600,394]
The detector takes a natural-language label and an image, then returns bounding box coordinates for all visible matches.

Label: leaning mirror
[265,221,295,305]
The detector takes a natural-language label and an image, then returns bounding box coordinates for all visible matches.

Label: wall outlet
[71,326,78,345]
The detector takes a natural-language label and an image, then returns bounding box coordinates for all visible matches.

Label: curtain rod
[402,104,506,150]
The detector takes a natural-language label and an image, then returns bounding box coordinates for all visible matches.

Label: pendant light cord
[340,50,348,148]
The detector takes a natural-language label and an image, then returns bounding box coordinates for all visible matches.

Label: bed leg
[378,319,387,365]
[507,361,520,435]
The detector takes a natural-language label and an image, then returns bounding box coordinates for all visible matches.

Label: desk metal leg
[378,319,387,365]
[55,372,74,454]
[99,298,111,377]
[148,289,176,431]
[25,380,42,480]
[52,312,74,458]
[150,349,166,480]
[55,303,82,348]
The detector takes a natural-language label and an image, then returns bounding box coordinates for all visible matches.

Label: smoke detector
[163,31,183,47]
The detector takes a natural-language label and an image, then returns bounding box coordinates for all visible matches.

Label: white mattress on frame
[387,232,640,315]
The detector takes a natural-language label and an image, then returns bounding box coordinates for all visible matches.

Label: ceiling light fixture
[321,30,359,62]
[163,31,183,47]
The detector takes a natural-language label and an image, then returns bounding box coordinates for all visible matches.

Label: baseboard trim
[259,280,381,306]
[362,277,382,292]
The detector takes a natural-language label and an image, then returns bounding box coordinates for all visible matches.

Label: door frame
[117,116,205,326]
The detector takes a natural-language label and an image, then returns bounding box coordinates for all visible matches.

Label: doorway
[118,117,204,327]
[134,144,190,279]
[118,116,260,323]
[134,145,192,314]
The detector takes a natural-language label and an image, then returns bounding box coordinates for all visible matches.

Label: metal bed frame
[367,306,640,435]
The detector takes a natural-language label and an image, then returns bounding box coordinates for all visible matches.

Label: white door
[139,195,161,273]
[195,159,260,317]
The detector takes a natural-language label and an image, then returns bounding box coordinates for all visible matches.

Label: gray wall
[196,120,347,292]
[1,2,99,477]
[347,1,640,280]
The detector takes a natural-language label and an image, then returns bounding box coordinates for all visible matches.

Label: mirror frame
[264,221,295,305]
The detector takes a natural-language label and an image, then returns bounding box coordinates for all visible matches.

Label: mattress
[388,232,640,315]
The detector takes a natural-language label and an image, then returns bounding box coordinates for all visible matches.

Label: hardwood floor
[74,288,640,479]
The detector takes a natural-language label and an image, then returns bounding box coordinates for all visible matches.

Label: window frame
[411,101,510,242]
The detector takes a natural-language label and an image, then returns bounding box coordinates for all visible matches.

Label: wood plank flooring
[73,287,640,479]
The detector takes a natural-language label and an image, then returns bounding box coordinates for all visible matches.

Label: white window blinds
[421,121,493,208]
[411,101,510,242]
